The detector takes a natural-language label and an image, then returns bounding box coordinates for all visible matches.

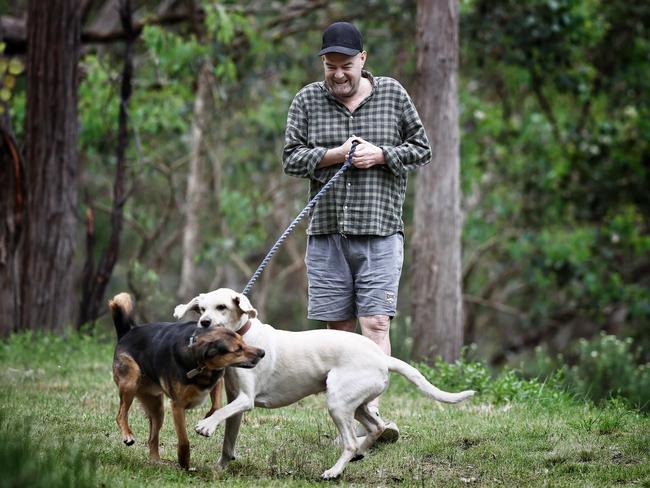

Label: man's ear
[173,294,203,319]
[233,293,257,319]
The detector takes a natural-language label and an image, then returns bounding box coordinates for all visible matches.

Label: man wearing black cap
[282,21,431,442]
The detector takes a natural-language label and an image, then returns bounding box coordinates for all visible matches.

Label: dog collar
[237,319,252,336]
[187,332,205,378]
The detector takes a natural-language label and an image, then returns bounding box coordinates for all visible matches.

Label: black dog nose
[200,319,211,328]
[257,349,265,358]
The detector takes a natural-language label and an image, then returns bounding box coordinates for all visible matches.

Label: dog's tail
[387,356,475,404]
[109,293,136,340]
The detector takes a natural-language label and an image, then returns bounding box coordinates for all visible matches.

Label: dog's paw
[216,455,233,470]
[321,467,342,480]
[195,418,218,437]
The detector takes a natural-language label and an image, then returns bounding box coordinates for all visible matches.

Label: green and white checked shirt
[282,71,431,236]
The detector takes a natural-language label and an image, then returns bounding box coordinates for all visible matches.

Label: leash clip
[186,365,205,379]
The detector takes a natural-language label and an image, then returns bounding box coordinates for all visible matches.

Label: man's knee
[359,315,390,337]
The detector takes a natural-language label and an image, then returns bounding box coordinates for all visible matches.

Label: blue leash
[242,141,358,296]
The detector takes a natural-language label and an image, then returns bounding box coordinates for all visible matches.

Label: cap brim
[318,46,360,56]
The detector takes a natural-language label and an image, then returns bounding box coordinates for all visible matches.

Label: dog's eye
[199,307,205,313]
[216,305,227,311]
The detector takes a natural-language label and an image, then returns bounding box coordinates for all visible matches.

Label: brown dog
[110,293,264,469]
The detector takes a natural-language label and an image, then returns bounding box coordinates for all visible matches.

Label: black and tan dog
[109,292,264,469]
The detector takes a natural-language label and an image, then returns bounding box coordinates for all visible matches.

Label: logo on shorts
[385,291,395,304]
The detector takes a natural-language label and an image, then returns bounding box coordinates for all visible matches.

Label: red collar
[237,319,252,336]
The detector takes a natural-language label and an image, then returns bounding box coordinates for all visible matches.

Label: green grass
[1,331,648,487]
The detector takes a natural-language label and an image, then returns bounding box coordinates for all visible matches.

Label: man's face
[322,52,367,100]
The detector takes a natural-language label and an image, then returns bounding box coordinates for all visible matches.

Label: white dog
[174,288,474,479]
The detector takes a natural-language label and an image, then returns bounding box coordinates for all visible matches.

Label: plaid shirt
[282,71,431,236]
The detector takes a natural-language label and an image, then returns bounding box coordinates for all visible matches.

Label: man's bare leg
[359,315,391,410]
[358,314,399,442]
[327,319,356,333]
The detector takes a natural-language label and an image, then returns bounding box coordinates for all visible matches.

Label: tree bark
[0,121,26,334]
[177,62,213,300]
[411,0,462,363]
[18,0,80,332]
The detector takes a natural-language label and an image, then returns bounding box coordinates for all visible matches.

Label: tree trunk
[177,62,213,300]
[19,0,80,332]
[411,0,462,363]
[0,121,26,335]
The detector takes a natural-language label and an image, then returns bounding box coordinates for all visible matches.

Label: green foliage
[391,348,571,406]
[460,0,650,361]
[0,42,25,133]
[141,26,207,77]
[79,55,119,154]
[0,329,113,372]
[400,337,650,413]
[0,413,98,488]
[565,334,650,411]
[0,42,24,109]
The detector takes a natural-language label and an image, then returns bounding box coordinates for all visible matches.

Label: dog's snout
[257,348,265,358]
[200,319,211,328]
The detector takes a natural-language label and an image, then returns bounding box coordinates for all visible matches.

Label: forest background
[0,0,648,403]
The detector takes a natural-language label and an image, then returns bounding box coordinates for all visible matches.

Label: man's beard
[328,78,358,99]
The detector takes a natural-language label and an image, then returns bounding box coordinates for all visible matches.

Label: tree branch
[78,0,134,327]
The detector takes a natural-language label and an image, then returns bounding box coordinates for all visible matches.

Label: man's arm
[282,91,360,180]
[282,94,328,181]
[318,135,359,169]
[379,89,432,177]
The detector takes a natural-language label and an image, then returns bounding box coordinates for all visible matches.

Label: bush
[565,333,650,411]
[400,348,570,406]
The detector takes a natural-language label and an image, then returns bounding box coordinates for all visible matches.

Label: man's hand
[339,135,359,162]
[347,136,385,169]
[318,135,359,169]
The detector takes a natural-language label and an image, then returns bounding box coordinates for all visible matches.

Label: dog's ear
[233,293,257,319]
[205,340,229,359]
[174,294,203,319]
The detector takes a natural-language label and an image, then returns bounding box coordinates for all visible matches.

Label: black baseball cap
[318,22,363,56]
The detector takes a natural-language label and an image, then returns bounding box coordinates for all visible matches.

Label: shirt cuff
[308,147,329,182]
[381,146,403,177]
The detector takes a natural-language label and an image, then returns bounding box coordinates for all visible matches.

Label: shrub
[565,333,650,411]
[402,348,569,406]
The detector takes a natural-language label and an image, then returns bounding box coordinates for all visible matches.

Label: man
[282,21,431,441]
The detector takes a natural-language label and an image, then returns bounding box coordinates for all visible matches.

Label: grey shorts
[305,233,404,321]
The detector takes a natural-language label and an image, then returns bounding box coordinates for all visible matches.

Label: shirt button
[349,115,353,120]
[343,205,348,210]
[347,183,351,187]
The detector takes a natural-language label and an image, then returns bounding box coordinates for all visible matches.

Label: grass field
[1,331,648,487]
